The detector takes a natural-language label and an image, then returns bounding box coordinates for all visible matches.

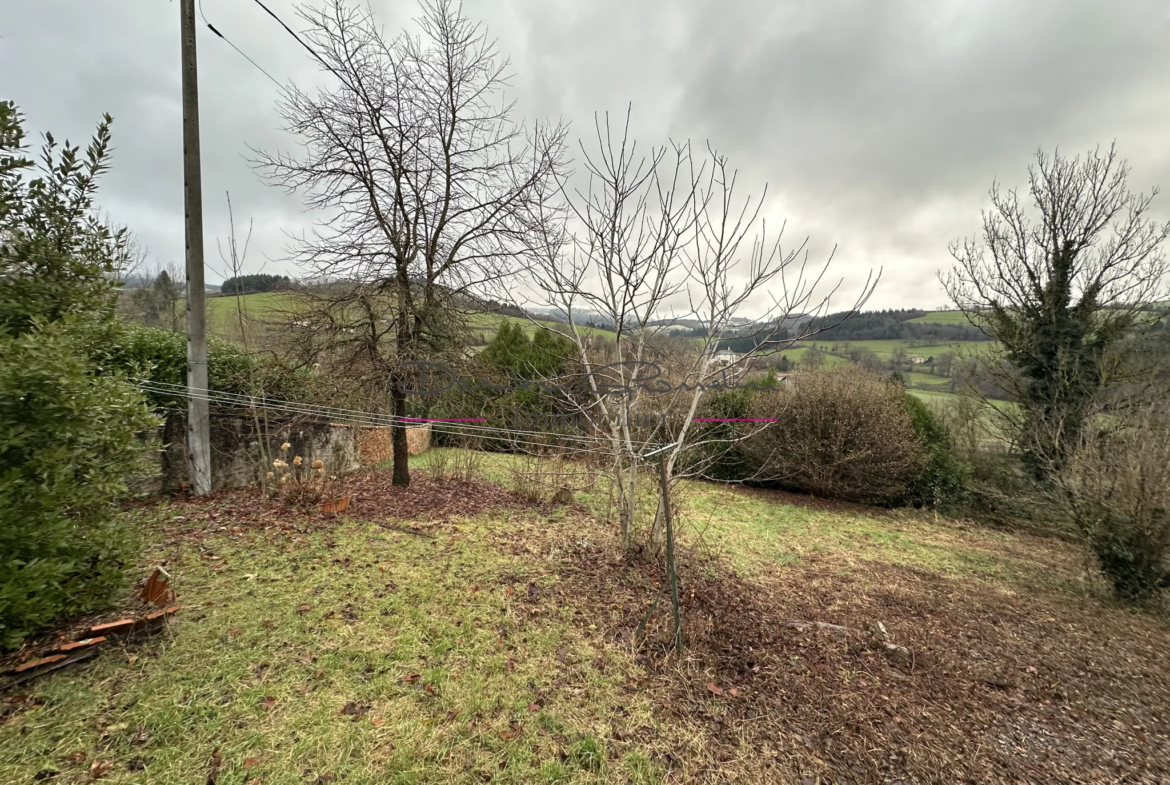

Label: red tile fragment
[54,637,106,654]
[12,655,65,674]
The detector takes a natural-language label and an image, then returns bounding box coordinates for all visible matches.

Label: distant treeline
[799,309,988,342]
[220,274,293,295]
[711,309,987,352]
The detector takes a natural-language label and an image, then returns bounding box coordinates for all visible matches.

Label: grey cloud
[1,0,1167,309]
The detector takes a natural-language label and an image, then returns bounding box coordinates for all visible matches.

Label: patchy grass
[0,503,663,784]
[4,457,1169,784]
[672,483,1082,591]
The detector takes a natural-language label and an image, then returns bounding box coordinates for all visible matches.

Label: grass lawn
[4,453,1169,783]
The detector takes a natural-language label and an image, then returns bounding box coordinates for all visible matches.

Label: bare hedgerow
[743,369,925,504]
[1048,401,1170,601]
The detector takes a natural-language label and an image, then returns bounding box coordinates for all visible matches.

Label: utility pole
[181,0,211,495]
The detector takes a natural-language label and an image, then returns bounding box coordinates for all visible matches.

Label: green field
[198,295,991,402]
[805,339,995,361]
[907,310,983,325]
[201,292,618,343]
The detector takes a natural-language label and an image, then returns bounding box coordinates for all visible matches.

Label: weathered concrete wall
[154,413,360,492]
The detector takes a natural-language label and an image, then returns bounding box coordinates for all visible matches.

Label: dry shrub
[424,447,454,479]
[426,440,485,483]
[744,369,924,504]
[448,447,484,483]
[269,442,332,507]
[507,451,584,506]
[1053,402,1170,600]
[508,453,549,504]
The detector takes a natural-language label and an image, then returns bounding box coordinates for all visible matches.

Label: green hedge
[0,322,158,649]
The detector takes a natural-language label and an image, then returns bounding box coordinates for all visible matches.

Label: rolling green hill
[201,292,619,343]
[908,310,984,326]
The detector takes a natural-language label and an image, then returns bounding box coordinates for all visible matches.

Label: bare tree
[129,259,185,331]
[253,0,565,486]
[944,143,1170,479]
[518,110,875,547]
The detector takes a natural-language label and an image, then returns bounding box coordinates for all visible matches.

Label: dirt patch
[543,531,1170,784]
[732,484,898,518]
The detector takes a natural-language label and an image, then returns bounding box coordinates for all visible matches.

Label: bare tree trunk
[391,379,409,487]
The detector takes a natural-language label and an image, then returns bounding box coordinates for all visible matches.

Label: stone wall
[153,412,361,492]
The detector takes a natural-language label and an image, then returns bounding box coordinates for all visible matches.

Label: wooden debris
[322,496,351,514]
[87,618,137,638]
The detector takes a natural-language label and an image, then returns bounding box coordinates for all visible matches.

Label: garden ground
[2,450,1168,784]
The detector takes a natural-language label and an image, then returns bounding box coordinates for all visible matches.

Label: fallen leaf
[207,746,222,785]
[244,756,262,769]
[261,619,274,629]
[527,702,541,712]
[423,684,434,694]
[88,759,114,779]
[258,696,276,710]
[404,673,422,684]
[445,710,459,722]
[728,687,740,697]
[65,751,87,764]
[371,716,385,727]
[127,655,139,666]
[340,701,370,717]
[499,730,517,740]
[706,682,723,696]
[296,604,312,614]
[505,659,515,672]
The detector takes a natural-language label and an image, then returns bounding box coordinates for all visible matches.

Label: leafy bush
[0,322,158,649]
[901,394,969,508]
[0,101,128,338]
[82,322,254,408]
[742,370,925,504]
[0,101,159,649]
[682,386,759,481]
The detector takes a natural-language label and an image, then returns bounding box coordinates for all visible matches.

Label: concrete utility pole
[181,0,211,494]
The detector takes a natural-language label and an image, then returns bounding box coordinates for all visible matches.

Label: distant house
[712,349,740,366]
[910,356,928,365]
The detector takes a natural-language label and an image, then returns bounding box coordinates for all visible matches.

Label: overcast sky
[2,0,1168,311]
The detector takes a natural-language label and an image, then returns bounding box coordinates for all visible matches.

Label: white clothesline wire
[132,379,677,454]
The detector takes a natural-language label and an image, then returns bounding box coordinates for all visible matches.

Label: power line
[247,0,347,83]
[137,384,617,458]
[197,0,284,89]
[132,379,669,451]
